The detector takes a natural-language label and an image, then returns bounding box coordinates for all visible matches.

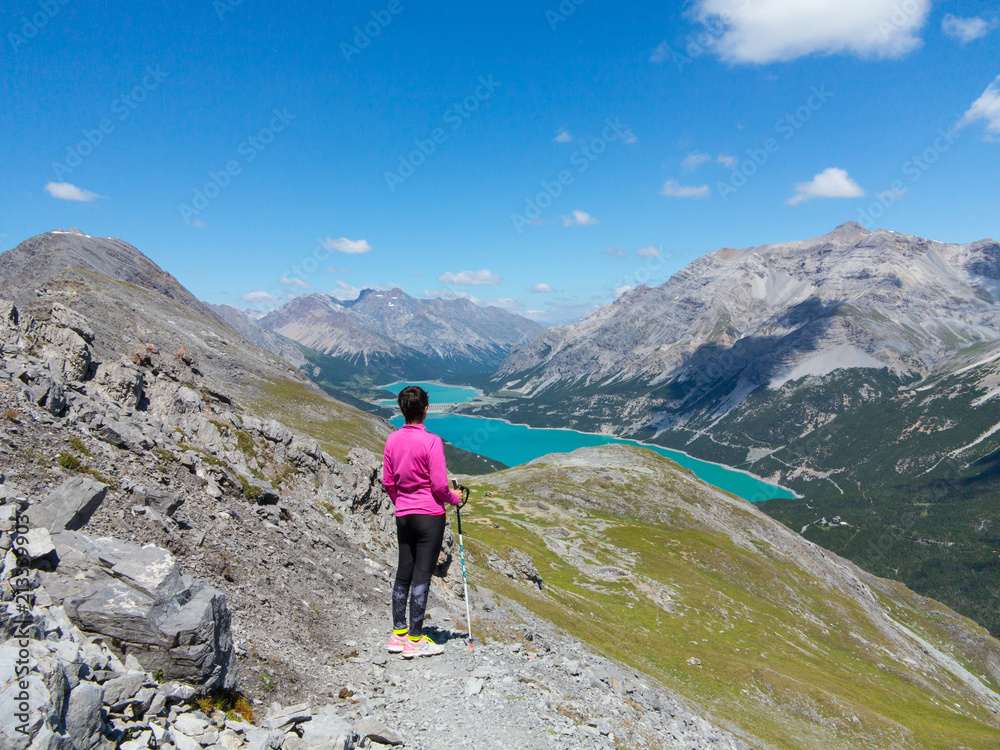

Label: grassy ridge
[455,445,1000,750]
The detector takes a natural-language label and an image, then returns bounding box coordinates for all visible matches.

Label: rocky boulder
[43,532,237,690]
[30,477,109,533]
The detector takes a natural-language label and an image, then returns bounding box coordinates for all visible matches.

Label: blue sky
[1,0,998,324]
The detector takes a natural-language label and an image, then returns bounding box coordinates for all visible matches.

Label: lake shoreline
[374,381,799,501]
[390,410,801,502]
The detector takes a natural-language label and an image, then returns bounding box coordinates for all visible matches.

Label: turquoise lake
[380,382,796,503]
[377,381,479,405]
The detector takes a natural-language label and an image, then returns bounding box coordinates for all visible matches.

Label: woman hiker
[381,385,463,658]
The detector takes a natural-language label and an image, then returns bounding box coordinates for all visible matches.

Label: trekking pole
[452,478,473,649]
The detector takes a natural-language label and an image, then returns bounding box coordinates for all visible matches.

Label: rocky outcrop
[487,548,544,589]
[48,532,236,690]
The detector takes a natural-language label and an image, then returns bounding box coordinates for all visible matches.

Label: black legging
[393,513,446,637]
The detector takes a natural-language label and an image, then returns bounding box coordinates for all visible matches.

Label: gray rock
[156,682,197,703]
[486,549,544,589]
[260,420,292,445]
[64,681,105,750]
[172,712,211,737]
[74,579,167,647]
[354,719,403,747]
[299,710,355,750]
[50,304,95,344]
[140,489,185,517]
[102,673,147,708]
[28,377,68,417]
[170,729,203,750]
[243,728,284,750]
[156,586,237,690]
[32,478,108,533]
[0,675,49,749]
[124,654,144,673]
[133,686,156,715]
[465,678,484,697]
[146,692,167,717]
[41,324,92,382]
[262,702,311,731]
[19,528,56,561]
[95,418,150,453]
[110,546,184,601]
[163,387,203,416]
[97,360,144,409]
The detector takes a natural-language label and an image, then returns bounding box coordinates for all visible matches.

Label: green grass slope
[473,357,1000,638]
[457,445,1000,750]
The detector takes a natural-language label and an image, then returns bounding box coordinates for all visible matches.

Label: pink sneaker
[401,635,443,659]
[387,632,408,653]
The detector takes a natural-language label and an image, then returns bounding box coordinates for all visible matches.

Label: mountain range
[258,288,543,384]
[468,221,1000,634]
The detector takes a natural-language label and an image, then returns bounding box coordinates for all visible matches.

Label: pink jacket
[382,424,462,516]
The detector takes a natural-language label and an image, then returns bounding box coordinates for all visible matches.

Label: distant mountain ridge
[497,222,1000,399]
[258,288,544,379]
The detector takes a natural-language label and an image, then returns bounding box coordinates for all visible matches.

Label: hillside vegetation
[457,445,1000,750]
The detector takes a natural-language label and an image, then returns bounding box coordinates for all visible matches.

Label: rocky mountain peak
[825,220,871,241]
[0,230,216,322]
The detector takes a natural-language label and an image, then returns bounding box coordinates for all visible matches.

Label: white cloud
[278,277,311,289]
[45,182,102,202]
[661,179,710,199]
[191,219,207,229]
[330,280,363,301]
[682,151,712,172]
[959,75,1000,138]
[438,269,503,286]
[605,246,626,258]
[693,0,931,63]
[614,285,634,298]
[637,246,661,258]
[563,209,599,227]
[531,282,554,293]
[322,237,373,254]
[684,151,740,171]
[942,14,993,43]
[554,128,574,143]
[241,291,282,306]
[786,167,865,206]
